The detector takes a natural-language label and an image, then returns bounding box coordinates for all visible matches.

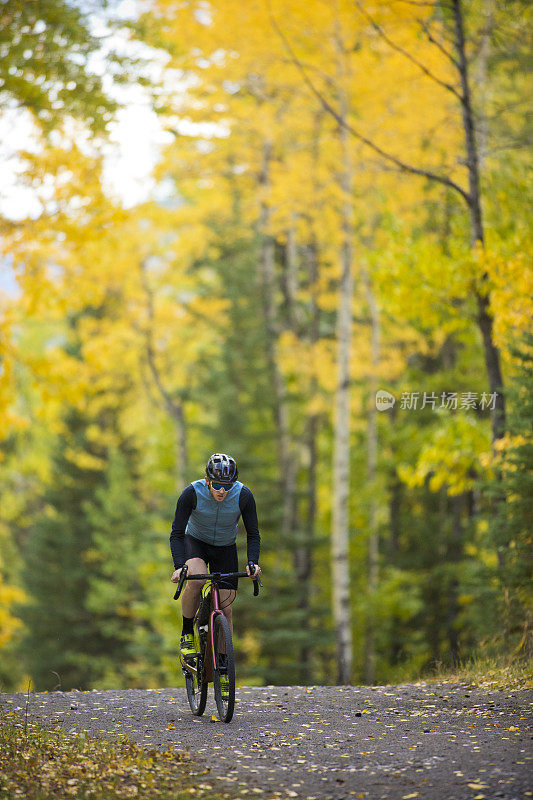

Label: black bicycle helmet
[206,453,238,482]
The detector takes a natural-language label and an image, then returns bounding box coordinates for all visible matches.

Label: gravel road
[2,683,531,800]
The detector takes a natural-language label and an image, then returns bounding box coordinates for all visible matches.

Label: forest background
[0,0,531,693]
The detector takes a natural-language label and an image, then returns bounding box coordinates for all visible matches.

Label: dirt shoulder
[1,683,531,800]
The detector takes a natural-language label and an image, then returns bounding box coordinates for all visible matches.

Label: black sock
[182,615,194,636]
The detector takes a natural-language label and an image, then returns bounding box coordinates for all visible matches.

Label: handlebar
[173,563,262,600]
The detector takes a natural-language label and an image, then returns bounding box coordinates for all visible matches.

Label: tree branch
[266,2,471,206]
[416,16,459,68]
[354,1,463,101]
[278,57,337,90]
[394,0,452,9]
[138,260,186,423]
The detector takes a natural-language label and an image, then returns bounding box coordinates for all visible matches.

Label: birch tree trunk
[296,237,321,683]
[331,63,354,685]
[362,264,380,685]
[294,112,325,683]
[283,223,300,331]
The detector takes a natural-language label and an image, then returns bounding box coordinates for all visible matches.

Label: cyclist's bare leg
[181,558,206,619]
[219,588,235,635]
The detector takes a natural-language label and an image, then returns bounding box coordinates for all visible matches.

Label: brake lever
[173,564,188,600]
[248,561,262,596]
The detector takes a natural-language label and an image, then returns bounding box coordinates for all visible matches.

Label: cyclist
[170,453,261,667]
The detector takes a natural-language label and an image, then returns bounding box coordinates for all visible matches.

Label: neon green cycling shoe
[219,671,229,699]
[180,633,196,662]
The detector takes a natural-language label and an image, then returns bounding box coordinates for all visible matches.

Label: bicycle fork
[202,609,225,682]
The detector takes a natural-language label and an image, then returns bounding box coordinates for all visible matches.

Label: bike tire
[184,624,208,716]
[213,613,235,723]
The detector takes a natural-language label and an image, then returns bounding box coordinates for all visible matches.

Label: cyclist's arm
[170,484,197,569]
[239,486,261,565]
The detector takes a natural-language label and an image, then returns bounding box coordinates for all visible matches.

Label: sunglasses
[210,481,233,492]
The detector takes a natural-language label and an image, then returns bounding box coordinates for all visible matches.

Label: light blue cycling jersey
[185,479,244,547]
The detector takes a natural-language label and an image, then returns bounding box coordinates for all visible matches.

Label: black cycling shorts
[184,535,239,591]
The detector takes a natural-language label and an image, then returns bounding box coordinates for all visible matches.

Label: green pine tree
[20,410,108,690]
[84,447,165,689]
[20,408,161,691]
[487,332,533,657]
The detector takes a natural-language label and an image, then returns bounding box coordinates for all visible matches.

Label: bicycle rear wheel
[184,624,208,716]
[213,613,235,723]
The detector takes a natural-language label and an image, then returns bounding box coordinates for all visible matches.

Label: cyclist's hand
[246,563,261,578]
[171,568,182,583]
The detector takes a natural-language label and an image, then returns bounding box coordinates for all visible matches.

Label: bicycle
[173,562,261,723]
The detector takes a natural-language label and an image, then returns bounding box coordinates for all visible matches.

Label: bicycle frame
[174,567,261,683]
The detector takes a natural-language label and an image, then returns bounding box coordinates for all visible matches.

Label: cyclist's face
[207,478,232,501]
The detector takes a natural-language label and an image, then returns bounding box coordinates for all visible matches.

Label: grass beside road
[426,655,532,691]
[0,713,224,800]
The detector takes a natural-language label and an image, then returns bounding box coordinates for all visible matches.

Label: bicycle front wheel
[213,613,235,723]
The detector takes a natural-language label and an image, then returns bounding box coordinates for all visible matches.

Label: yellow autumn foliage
[0,575,25,648]
[485,241,533,358]
[399,416,492,496]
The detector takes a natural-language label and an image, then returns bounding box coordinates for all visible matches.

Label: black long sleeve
[239,486,261,564]
[170,484,196,569]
